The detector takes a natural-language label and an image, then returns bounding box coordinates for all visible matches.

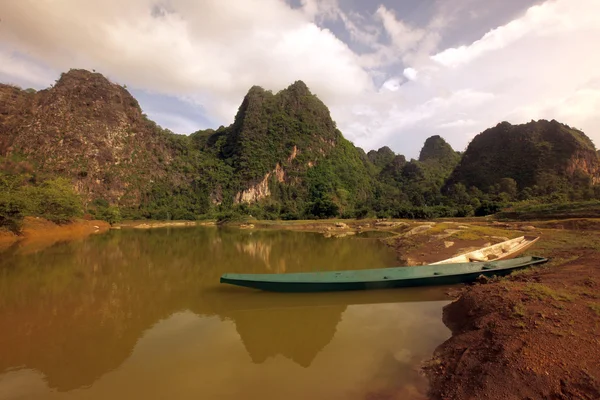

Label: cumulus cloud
[403,68,418,81]
[0,0,372,124]
[376,6,425,53]
[0,51,57,88]
[380,77,403,92]
[431,0,597,68]
[300,0,340,22]
[0,0,599,157]
[438,119,477,129]
[340,0,600,156]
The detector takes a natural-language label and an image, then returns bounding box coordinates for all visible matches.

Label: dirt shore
[410,220,600,400]
[0,217,110,254]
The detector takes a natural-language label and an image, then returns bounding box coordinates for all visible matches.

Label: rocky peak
[55,68,110,87]
[212,80,339,185]
[286,80,311,96]
[446,119,600,190]
[367,146,396,169]
[418,135,458,164]
[39,69,142,125]
[1,69,174,205]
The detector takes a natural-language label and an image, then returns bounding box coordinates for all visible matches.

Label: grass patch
[422,357,442,369]
[577,288,600,299]
[525,283,575,302]
[450,224,520,241]
[512,301,527,318]
[509,267,534,278]
[545,255,580,268]
[423,223,453,235]
[531,230,600,256]
[496,201,600,221]
[451,230,483,241]
[589,303,600,316]
[514,321,527,329]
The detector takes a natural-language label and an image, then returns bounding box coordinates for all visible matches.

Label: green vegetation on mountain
[1,69,600,227]
[447,120,600,198]
[418,135,461,167]
[367,146,396,170]
[0,159,83,231]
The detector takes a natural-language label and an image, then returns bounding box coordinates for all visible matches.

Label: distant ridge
[1,69,599,222]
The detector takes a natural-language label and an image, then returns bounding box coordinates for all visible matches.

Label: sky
[1,0,599,158]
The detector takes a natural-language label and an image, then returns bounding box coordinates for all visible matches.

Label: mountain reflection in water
[0,227,450,400]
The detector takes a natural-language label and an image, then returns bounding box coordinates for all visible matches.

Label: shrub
[475,201,504,217]
[24,178,83,223]
[95,205,122,224]
[216,210,245,222]
[0,191,26,232]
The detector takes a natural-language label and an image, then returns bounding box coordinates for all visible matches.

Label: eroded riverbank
[424,254,600,399]
[0,217,110,253]
[400,219,600,400]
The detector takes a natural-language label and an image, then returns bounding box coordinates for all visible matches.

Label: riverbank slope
[0,217,110,253]
[418,220,600,399]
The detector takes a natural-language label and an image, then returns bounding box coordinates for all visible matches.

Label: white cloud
[438,119,477,129]
[0,51,57,88]
[403,68,418,81]
[381,77,402,92]
[300,0,340,22]
[375,6,425,53]
[431,0,599,68]
[0,0,372,124]
[343,0,600,156]
[339,11,382,47]
[148,111,204,135]
[0,0,599,158]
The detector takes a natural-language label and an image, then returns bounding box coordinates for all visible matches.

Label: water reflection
[0,228,450,399]
[230,306,343,367]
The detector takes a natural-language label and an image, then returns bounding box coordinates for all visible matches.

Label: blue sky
[1,0,599,158]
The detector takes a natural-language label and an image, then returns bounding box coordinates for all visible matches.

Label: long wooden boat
[220,256,548,293]
[430,236,540,265]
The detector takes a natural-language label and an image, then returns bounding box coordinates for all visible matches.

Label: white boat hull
[431,236,540,265]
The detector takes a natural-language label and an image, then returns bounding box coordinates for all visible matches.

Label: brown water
[0,227,450,400]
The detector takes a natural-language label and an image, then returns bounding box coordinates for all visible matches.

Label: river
[0,227,450,400]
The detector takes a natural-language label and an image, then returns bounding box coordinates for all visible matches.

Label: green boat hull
[220,256,548,292]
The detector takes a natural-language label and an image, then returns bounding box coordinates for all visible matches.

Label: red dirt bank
[425,253,600,400]
[0,217,110,253]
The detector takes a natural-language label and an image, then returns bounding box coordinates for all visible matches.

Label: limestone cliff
[203,80,374,206]
[235,163,286,203]
[0,70,175,205]
[446,120,600,190]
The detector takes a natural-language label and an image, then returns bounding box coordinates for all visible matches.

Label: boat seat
[469,256,487,262]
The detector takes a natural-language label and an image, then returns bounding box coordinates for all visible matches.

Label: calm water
[0,227,450,400]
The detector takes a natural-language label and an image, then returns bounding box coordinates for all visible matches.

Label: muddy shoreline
[0,217,111,253]
[414,220,600,400]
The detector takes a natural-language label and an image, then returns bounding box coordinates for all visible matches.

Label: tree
[499,178,518,200]
[447,183,470,205]
[26,178,83,223]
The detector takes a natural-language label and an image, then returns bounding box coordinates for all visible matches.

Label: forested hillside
[446,120,600,202]
[1,69,600,229]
